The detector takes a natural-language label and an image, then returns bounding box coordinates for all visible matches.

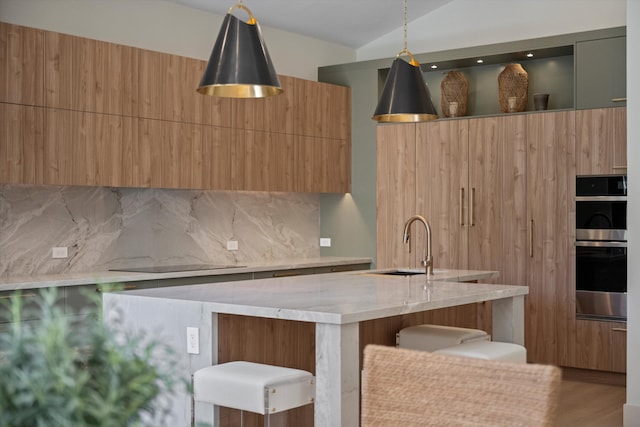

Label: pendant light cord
[403,0,408,52]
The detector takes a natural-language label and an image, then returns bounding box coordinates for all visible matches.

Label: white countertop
[112,268,515,325]
[0,257,371,292]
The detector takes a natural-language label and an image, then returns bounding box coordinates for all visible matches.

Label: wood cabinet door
[376,123,416,269]
[415,120,469,271]
[294,78,350,140]
[468,116,527,286]
[526,111,576,365]
[138,49,231,126]
[44,109,131,187]
[293,134,350,193]
[0,103,44,184]
[576,107,627,175]
[574,319,627,373]
[0,23,44,106]
[44,31,136,115]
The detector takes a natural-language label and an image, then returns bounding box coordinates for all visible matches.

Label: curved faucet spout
[402,215,434,275]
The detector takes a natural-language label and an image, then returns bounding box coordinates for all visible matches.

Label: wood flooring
[554,379,626,426]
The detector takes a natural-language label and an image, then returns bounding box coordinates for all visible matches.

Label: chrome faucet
[402,215,434,275]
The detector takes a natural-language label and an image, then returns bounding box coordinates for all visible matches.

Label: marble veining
[0,185,320,277]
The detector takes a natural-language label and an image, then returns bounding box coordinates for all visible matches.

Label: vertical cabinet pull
[459,188,465,226]
[529,219,534,258]
[470,188,476,226]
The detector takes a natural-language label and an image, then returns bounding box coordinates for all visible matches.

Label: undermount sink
[372,268,426,276]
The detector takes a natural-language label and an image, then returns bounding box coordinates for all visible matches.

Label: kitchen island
[103,268,527,427]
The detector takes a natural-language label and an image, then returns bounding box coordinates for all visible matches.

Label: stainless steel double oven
[575,175,627,321]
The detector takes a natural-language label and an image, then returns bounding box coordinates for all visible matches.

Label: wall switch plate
[320,238,332,247]
[52,246,68,259]
[187,327,200,354]
[226,240,239,251]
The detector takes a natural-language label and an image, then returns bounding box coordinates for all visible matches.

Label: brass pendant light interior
[372,0,437,123]
[197,1,282,98]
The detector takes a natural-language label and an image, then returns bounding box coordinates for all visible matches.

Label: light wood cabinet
[137,49,231,127]
[526,111,576,365]
[44,109,132,187]
[0,103,44,185]
[44,31,137,115]
[132,118,232,190]
[5,23,350,193]
[376,123,416,269]
[576,107,627,175]
[573,320,627,373]
[1,23,44,106]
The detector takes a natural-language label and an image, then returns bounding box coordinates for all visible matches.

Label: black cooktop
[109,264,245,274]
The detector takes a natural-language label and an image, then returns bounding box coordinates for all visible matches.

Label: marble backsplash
[0,185,320,277]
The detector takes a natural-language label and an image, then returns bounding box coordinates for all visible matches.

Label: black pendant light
[197,2,282,98]
[372,0,438,122]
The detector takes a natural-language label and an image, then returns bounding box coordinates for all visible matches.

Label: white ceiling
[168,0,453,48]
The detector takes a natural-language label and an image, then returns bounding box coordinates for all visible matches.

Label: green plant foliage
[0,287,181,427]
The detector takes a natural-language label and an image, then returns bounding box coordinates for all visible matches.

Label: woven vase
[440,71,468,117]
[498,63,528,113]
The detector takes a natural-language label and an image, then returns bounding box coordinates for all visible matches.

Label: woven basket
[498,63,528,113]
[440,71,468,117]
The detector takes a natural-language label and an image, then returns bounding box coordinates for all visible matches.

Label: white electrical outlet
[226,240,239,251]
[187,327,200,354]
[52,246,68,259]
[320,238,332,247]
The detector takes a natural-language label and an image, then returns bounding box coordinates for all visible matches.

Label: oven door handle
[576,196,627,202]
[575,241,627,248]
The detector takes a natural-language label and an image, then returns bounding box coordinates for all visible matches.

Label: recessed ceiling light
[526,52,534,58]
[430,64,438,69]
[476,59,484,64]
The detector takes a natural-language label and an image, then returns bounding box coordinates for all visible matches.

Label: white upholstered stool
[191,361,315,427]
[396,324,490,352]
[434,340,527,364]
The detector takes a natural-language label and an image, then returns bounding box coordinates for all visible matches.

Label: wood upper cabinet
[526,110,575,365]
[467,116,527,286]
[133,118,232,190]
[44,109,132,187]
[294,78,350,140]
[44,31,137,115]
[0,103,44,184]
[376,123,416,269]
[576,107,627,175]
[137,49,231,127]
[415,120,469,271]
[0,22,44,106]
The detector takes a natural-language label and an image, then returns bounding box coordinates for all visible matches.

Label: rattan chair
[361,344,561,427]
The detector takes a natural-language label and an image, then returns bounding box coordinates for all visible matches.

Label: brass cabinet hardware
[529,219,534,258]
[611,97,627,102]
[470,188,476,226]
[272,271,302,278]
[612,328,627,332]
[96,284,137,293]
[0,293,37,300]
[459,188,465,226]
[612,166,628,170]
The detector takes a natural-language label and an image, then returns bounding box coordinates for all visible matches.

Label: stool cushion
[193,361,315,415]
[397,324,489,352]
[434,340,527,364]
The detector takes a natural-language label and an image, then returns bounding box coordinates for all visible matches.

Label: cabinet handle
[470,188,475,227]
[613,165,628,170]
[611,98,627,102]
[612,328,627,332]
[96,284,138,293]
[529,219,534,258]
[272,271,302,278]
[0,292,37,300]
[330,267,351,272]
[459,188,465,226]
